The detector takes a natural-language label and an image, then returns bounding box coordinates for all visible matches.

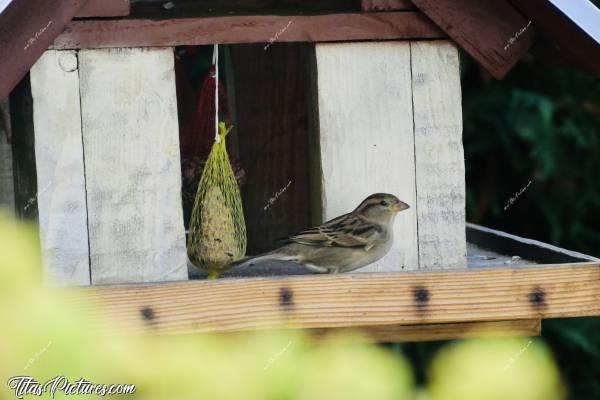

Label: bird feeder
[1,0,599,341]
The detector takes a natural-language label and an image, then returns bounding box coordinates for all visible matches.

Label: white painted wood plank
[30,50,91,285]
[315,42,418,272]
[0,98,14,214]
[79,47,188,284]
[411,40,466,269]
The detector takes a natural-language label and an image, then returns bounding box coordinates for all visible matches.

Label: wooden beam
[76,0,130,18]
[0,0,88,100]
[409,0,536,79]
[224,319,541,342]
[51,12,445,49]
[131,0,356,18]
[361,0,415,11]
[310,319,541,342]
[72,263,600,335]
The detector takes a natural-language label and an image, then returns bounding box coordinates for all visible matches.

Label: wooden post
[0,98,15,213]
[9,75,38,221]
[411,41,466,269]
[78,48,188,284]
[30,50,91,285]
[313,40,466,271]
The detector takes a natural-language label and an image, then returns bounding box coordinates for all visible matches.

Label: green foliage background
[461,57,600,256]
[457,55,599,399]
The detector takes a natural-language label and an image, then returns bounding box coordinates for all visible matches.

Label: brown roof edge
[0,0,89,100]
[77,0,130,18]
[409,0,537,79]
[509,0,600,76]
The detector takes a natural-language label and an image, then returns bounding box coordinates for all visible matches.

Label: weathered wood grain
[0,0,88,100]
[51,12,445,50]
[409,0,536,78]
[0,98,14,213]
[411,41,466,270]
[72,263,600,335]
[77,0,130,18]
[314,42,418,272]
[229,44,313,254]
[30,50,91,286]
[78,48,188,284]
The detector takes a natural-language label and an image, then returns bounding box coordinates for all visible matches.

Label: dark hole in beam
[413,286,429,310]
[279,287,294,309]
[140,306,156,321]
[529,287,546,308]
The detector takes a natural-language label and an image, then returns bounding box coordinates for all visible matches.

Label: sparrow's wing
[289,213,382,250]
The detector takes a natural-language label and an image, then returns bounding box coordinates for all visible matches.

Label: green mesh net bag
[187,122,247,279]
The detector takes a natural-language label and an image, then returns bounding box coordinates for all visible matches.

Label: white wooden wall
[79,48,188,284]
[30,40,465,284]
[315,40,466,271]
[31,51,90,285]
[31,48,188,285]
[315,42,418,272]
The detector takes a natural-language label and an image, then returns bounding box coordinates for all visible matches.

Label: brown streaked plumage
[234,193,409,273]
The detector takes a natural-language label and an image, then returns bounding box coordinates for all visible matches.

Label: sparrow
[235,193,409,274]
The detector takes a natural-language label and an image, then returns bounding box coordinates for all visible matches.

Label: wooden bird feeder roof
[1,0,599,100]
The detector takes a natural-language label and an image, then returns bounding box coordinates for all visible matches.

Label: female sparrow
[237,193,409,273]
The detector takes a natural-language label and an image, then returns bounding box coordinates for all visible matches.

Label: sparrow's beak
[392,201,410,213]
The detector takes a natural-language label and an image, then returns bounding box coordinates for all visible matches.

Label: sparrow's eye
[380,200,389,206]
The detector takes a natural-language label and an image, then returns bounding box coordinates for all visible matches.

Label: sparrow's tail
[231,246,299,268]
